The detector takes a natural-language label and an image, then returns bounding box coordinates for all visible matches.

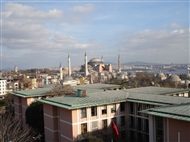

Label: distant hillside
[1,68,13,71]
[122,61,160,66]
[104,61,160,66]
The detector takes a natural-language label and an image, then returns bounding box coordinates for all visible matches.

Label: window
[130,102,134,114]
[156,117,163,142]
[111,104,116,113]
[101,105,107,115]
[120,102,125,112]
[120,116,125,126]
[92,121,98,130]
[145,119,149,133]
[81,123,87,134]
[130,116,134,128]
[80,108,86,118]
[138,118,142,131]
[121,130,126,140]
[91,106,97,116]
[102,119,107,129]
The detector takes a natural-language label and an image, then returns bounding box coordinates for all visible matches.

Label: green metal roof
[39,90,127,109]
[124,86,189,96]
[11,84,190,112]
[127,99,168,106]
[127,92,190,105]
[10,84,55,98]
[10,84,120,98]
[39,88,190,110]
[140,103,190,122]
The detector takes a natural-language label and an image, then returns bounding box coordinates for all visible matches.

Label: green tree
[4,93,14,112]
[25,101,44,136]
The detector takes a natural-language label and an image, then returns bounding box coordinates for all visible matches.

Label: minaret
[68,54,71,76]
[118,54,121,72]
[59,63,63,80]
[84,52,89,76]
[14,65,18,73]
[101,55,103,62]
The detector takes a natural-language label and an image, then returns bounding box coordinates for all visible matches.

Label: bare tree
[46,84,74,98]
[0,113,36,142]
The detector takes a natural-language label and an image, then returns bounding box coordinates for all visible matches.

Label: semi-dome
[117,72,128,80]
[156,72,165,78]
[88,57,103,67]
[167,74,181,82]
[186,72,190,79]
[155,71,166,80]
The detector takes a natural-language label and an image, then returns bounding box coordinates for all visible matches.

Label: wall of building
[166,118,190,142]
[126,102,154,142]
[14,96,22,119]
[14,96,34,127]
[43,102,128,142]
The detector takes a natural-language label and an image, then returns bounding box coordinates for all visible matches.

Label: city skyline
[1,0,189,69]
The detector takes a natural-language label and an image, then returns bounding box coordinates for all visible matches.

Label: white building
[0,79,7,97]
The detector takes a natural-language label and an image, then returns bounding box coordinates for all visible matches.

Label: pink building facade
[42,102,127,142]
[11,84,190,142]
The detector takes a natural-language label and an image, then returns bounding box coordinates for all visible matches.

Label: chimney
[82,90,86,97]
[77,89,86,97]
[77,89,82,97]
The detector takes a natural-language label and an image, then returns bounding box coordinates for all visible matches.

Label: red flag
[111,121,119,140]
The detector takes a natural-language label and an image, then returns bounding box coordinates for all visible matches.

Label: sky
[0,0,189,70]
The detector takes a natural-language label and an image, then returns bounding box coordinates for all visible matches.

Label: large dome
[167,74,181,82]
[88,57,103,67]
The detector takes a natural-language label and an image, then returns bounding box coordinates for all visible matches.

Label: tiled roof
[140,103,190,122]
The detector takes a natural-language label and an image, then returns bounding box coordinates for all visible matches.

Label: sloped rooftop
[39,87,190,110]
[140,103,190,122]
[10,84,55,98]
[11,84,120,98]
[124,86,189,95]
[40,90,127,109]
[127,92,190,105]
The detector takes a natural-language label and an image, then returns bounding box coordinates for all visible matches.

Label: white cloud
[170,23,182,28]
[171,29,185,34]
[1,3,65,50]
[73,43,90,49]
[2,3,63,21]
[117,27,189,63]
[52,34,77,43]
[69,4,95,13]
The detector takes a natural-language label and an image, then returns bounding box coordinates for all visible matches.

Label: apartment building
[0,79,7,97]
[11,84,190,142]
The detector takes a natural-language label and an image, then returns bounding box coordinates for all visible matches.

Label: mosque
[59,53,127,86]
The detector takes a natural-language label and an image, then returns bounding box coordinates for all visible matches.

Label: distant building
[14,65,18,73]
[0,79,6,97]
